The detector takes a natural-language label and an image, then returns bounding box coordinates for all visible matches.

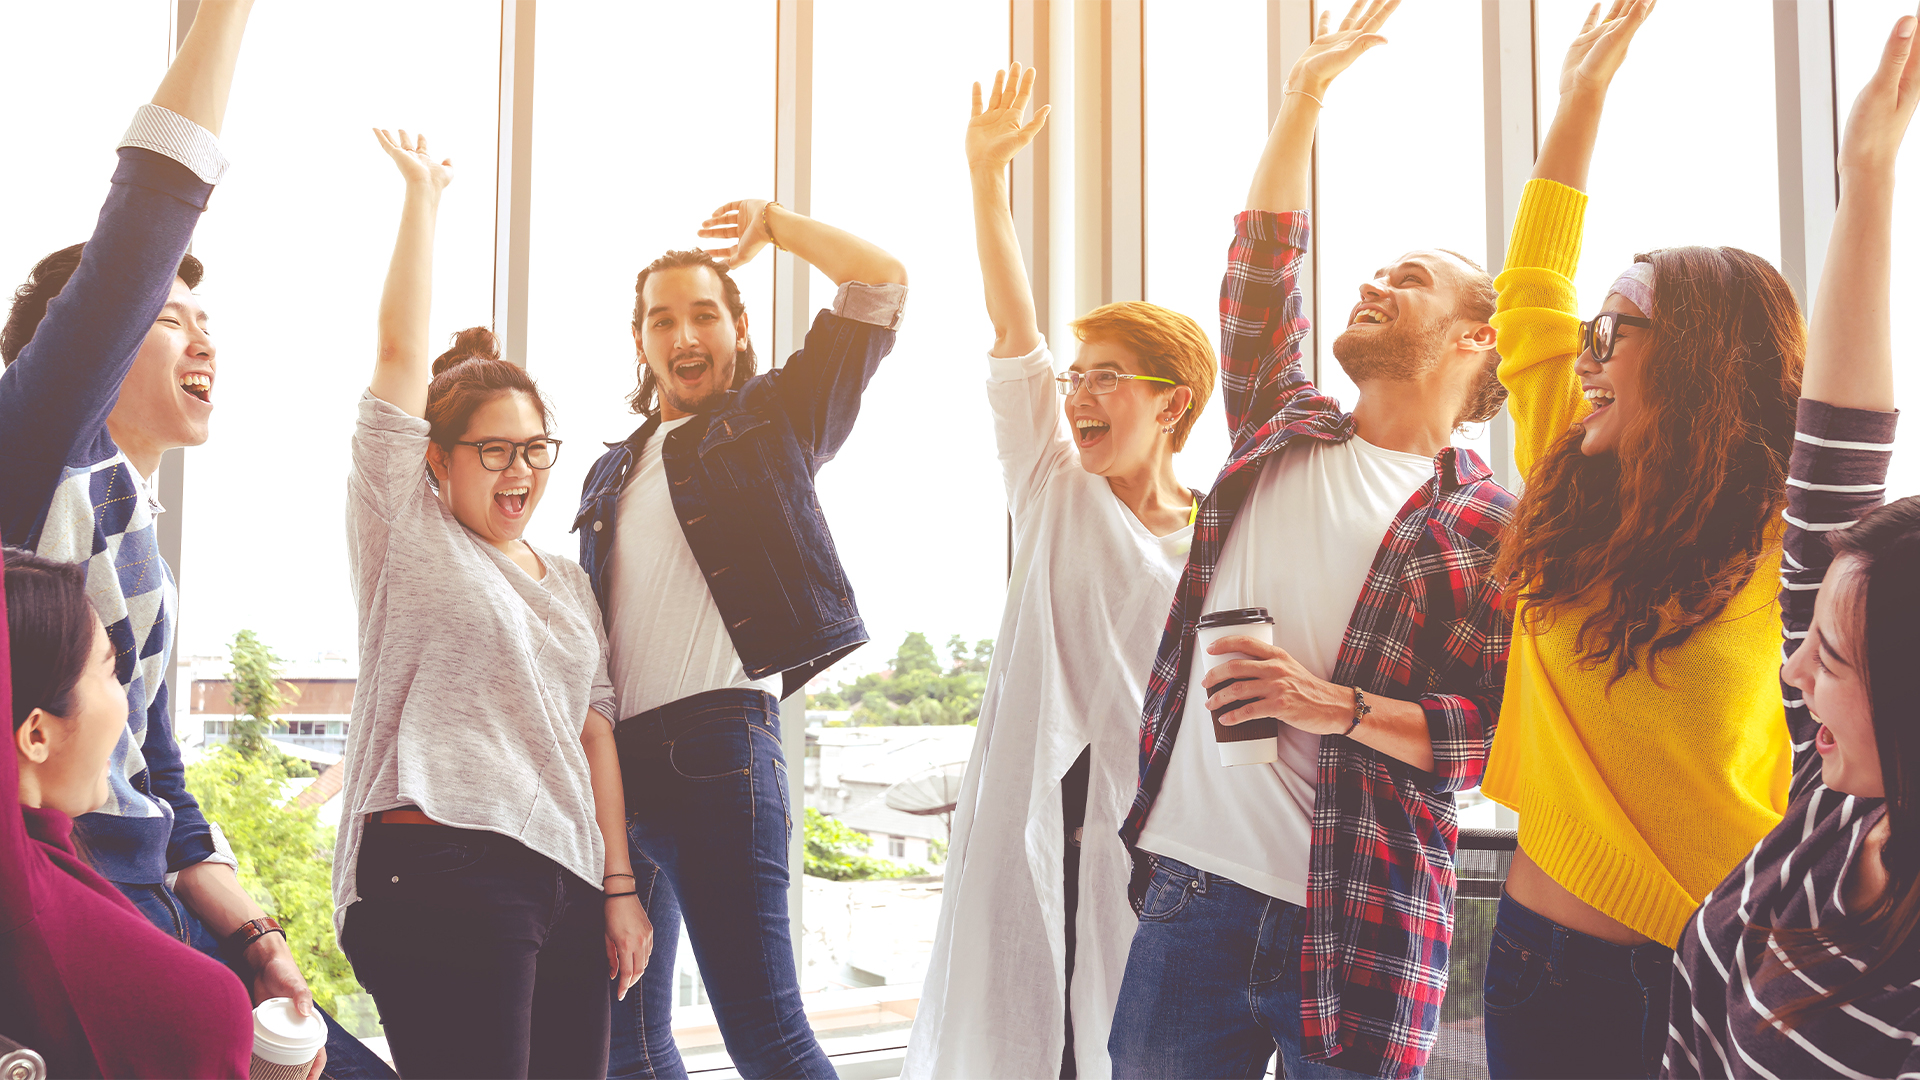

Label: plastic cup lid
[253,997,327,1064]
[1196,606,1273,629]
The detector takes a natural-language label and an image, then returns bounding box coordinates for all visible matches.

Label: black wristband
[1346,686,1371,736]
[604,890,639,899]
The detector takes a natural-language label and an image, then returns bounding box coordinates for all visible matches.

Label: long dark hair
[1769,495,1920,1028]
[4,547,98,730]
[627,251,758,416]
[1493,247,1803,683]
[422,327,553,484]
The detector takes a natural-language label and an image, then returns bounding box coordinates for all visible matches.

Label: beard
[1330,311,1451,384]
[655,350,740,415]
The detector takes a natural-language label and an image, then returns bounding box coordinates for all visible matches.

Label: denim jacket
[575,285,904,703]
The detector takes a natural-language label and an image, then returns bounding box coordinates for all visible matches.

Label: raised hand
[699,199,772,269]
[1839,7,1920,176]
[1287,0,1399,96]
[1557,0,1656,99]
[969,63,1051,173]
[374,127,454,193]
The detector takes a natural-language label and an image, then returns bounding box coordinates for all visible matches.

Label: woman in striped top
[1663,13,1920,1079]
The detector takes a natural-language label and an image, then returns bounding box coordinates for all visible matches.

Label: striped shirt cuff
[120,104,229,185]
[832,281,907,330]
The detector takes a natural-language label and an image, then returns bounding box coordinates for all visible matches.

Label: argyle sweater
[0,107,227,884]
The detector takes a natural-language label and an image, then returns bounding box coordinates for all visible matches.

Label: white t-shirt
[606,414,779,721]
[1137,434,1431,903]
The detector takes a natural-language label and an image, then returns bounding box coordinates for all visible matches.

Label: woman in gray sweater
[331,128,650,1079]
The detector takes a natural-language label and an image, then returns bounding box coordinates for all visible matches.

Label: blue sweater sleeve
[0,148,213,546]
[147,678,216,871]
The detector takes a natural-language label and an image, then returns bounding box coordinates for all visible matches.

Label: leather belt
[366,808,438,826]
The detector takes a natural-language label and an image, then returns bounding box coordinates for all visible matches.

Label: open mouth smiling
[1583,385,1617,412]
[496,485,529,516]
[1075,417,1110,446]
[672,357,711,381]
[180,372,212,403]
[1350,306,1390,326]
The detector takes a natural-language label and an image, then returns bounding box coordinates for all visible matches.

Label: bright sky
[3,0,1916,687]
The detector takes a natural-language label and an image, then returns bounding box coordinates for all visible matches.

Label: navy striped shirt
[1664,400,1918,1079]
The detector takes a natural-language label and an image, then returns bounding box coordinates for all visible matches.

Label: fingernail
[1902,16,1916,38]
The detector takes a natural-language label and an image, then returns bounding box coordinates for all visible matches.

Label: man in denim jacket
[576,199,906,1079]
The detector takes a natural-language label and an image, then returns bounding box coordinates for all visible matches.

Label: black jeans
[1483,891,1673,1080]
[342,822,609,1079]
[1060,748,1090,1080]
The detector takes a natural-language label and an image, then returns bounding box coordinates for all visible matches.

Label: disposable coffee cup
[1196,607,1280,767]
[250,997,326,1080]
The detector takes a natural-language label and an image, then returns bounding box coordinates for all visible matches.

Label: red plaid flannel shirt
[1120,210,1515,1079]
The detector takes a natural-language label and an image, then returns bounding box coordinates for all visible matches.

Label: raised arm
[368,129,454,417]
[699,202,907,288]
[968,64,1050,357]
[1803,11,1917,412]
[151,0,253,136]
[1247,0,1397,214]
[1532,0,1656,190]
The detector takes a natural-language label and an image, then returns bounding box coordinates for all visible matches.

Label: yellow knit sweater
[1482,179,1790,947]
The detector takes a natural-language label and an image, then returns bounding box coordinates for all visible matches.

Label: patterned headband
[1608,262,1656,318]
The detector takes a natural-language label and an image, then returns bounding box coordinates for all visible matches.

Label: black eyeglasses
[454,437,562,471]
[1579,312,1653,364]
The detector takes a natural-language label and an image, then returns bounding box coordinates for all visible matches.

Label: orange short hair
[1068,301,1216,452]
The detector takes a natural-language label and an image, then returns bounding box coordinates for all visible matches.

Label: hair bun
[431,326,501,376]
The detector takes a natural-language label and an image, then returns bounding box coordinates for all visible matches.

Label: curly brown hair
[1493,246,1803,683]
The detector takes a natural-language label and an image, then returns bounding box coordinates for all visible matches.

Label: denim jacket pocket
[699,412,776,491]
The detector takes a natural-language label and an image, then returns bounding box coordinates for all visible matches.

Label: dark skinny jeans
[608,688,834,1080]
[341,821,609,1079]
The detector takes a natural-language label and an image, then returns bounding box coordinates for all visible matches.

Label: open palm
[1559,0,1656,97]
[1838,8,1920,174]
[374,127,454,192]
[1290,0,1399,93]
[968,63,1050,172]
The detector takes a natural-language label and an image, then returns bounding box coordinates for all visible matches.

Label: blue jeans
[1109,856,1393,1080]
[1482,892,1672,1080]
[608,689,833,1080]
[116,879,395,1080]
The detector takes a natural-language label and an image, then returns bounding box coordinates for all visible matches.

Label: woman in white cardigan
[904,66,1216,1080]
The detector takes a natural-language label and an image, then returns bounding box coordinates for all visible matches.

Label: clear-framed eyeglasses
[454,437,563,471]
[1055,369,1179,396]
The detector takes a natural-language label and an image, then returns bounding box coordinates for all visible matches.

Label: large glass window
[1835,1,1920,496]
[522,2,776,561]
[0,4,168,348]
[182,2,503,663]
[808,4,1010,677]
[1534,0,1781,311]
[1144,0,1269,490]
[1312,0,1489,456]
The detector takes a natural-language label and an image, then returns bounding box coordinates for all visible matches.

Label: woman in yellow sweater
[1480,3,1806,1077]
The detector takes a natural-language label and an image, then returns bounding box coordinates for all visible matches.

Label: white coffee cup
[250,997,326,1080]
[1195,607,1280,767]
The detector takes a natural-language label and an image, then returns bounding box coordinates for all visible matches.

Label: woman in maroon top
[1,547,253,1077]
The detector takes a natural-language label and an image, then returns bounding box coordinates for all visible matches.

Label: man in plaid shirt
[1109,5,1515,1079]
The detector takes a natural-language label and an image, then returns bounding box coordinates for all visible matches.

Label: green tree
[185,747,369,1030]
[811,632,993,726]
[226,629,297,760]
[803,808,924,881]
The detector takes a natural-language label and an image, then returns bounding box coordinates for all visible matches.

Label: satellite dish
[884,761,968,815]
